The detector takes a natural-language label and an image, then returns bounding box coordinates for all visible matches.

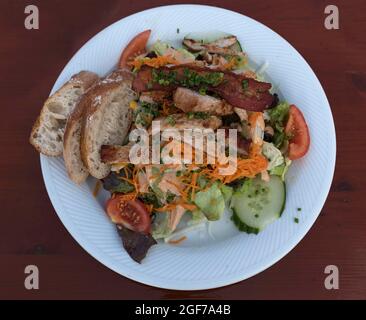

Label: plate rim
[40,4,336,290]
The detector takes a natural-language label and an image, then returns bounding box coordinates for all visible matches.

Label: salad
[101,30,310,262]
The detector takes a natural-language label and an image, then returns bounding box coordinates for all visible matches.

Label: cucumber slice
[229,40,243,53]
[231,175,286,233]
[184,31,232,44]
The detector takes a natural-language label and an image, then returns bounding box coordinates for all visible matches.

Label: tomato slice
[106,196,151,234]
[285,104,310,160]
[118,30,151,69]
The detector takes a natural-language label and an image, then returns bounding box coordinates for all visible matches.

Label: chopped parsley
[186,111,210,120]
[151,69,178,86]
[294,217,299,224]
[176,28,180,34]
[182,68,224,87]
[198,87,207,95]
[297,207,302,212]
[242,79,249,90]
[166,191,176,203]
[166,115,176,126]
[139,192,163,209]
[140,101,160,117]
[151,68,224,89]
[134,101,160,127]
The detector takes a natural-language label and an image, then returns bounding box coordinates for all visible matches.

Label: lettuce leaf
[194,183,225,221]
[116,225,157,263]
[267,102,290,148]
[102,170,135,194]
[152,212,173,239]
[270,158,292,181]
[262,142,284,170]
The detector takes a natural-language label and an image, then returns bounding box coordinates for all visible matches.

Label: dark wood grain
[0,0,365,300]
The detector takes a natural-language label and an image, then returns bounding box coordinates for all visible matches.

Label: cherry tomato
[285,104,310,160]
[118,30,151,68]
[106,196,151,234]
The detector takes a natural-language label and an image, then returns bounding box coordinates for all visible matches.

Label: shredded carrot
[131,55,180,70]
[113,193,136,202]
[182,171,199,201]
[250,143,262,156]
[146,204,154,214]
[168,236,187,245]
[116,140,267,216]
[203,155,268,184]
[154,203,178,212]
[224,57,237,70]
[122,166,129,179]
[249,112,262,127]
[119,176,135,185]
[177,202,197,211]
[168,180,189,201]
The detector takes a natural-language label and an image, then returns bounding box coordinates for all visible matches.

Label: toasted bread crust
[80,69,136,179]
[63,80,100,184]
[29,71,99,156]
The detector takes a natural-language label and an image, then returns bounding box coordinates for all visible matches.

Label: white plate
[41,4,336,290]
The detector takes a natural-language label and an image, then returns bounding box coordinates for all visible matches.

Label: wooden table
[1,0,365,300]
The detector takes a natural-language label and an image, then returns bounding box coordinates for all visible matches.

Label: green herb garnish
[166,115,176,126]
[166,191,176,204]
[199,87,207,95]
[152,69,178,86]
[139,192,163,208]
[140,101,160,117]
[186,111,210,120]
[151,68,224,89]
[101,169,135,194]
[267,102,290,148]
[181,68,224,87]
[242,79,249,90]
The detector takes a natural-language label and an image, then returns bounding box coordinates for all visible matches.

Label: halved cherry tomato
[106,196,151,234]
[285,104,310,160]
[118,29,151,68]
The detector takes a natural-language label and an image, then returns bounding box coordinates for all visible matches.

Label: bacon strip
[132,65,274,111]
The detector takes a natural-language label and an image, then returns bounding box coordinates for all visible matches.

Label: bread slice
[80,70,137,179]
[63,80,99,184]
[30,71,99,156]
